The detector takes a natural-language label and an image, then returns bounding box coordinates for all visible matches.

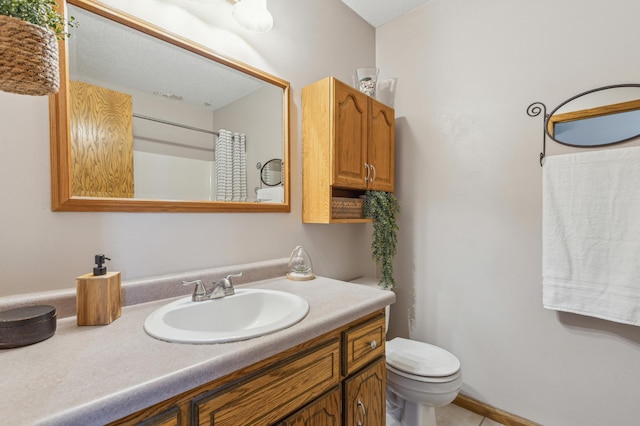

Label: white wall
[211,86,283,199]
[132,86,281,201]
[0,0,377,297]
[377,0,640,425]
[131,87,216,200]
[132,88,214,161]
[134,152,214,200]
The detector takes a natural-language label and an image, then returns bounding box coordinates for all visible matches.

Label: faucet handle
[225,272,243,282]
[182,279,208,302]
[216,272,243,296]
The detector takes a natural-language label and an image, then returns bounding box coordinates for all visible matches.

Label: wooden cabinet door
[368,99,395,192]
[279,387,341,426]
[192,340,340,426]
[344,357,386,426]
[332,80,368,189]
[69,80,134,198]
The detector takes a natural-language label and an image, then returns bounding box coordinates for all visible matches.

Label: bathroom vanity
[114,311,386,425]
[0,261,394,425]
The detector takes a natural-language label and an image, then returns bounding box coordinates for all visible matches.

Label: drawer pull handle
[357,399,367,425]
[364,163,371,182]
[370,340,377,350]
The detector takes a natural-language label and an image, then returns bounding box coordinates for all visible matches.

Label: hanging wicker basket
[0,14,60,96]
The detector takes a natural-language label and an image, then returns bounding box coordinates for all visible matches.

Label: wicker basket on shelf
[0,14,59,96]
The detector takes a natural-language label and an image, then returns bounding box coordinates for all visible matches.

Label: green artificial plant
[364,190,400,290]
[0,0,75,39]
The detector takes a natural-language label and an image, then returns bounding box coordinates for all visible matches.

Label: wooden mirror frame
[49,0,290,213]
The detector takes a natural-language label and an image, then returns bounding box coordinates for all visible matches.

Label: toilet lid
[386,337,460,377]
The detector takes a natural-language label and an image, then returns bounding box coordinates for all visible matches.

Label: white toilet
[349,278,463,426]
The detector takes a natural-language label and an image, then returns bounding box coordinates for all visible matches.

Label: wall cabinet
[109,311,386,426]
[302,77,395,224]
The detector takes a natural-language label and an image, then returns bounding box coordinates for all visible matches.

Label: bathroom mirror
[260,159,282,186]
[546,84,640,147]
[50,0,290,212]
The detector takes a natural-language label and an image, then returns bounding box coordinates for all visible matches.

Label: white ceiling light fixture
[232,0,273,32]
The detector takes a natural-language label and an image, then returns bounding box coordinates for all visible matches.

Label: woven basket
[0,14,60,96]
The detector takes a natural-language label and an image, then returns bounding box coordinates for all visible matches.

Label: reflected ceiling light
[232,0,273,32]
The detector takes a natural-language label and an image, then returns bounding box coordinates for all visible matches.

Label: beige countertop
[0,274,394,425]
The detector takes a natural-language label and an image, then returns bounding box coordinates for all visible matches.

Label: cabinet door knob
[370,340,377,350]
[364,163,370,182]
[357,399,367,425]
[369,164,376,183]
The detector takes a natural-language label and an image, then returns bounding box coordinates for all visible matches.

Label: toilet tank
[348,277,391,332]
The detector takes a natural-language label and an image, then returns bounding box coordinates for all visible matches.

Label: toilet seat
[387,363,462,383]
[386,337,461,382]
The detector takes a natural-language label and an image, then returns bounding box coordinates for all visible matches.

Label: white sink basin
[144,288,309,344]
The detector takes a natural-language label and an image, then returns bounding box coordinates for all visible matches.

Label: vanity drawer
[192,338,340,426]
[278,386,341,426]
[136,406,180,426]
[342,314,385,376]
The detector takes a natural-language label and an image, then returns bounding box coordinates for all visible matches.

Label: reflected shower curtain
[215,129,247,201]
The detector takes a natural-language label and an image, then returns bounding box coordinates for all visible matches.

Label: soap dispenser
[76,255,122,326]
[287,246,315,281]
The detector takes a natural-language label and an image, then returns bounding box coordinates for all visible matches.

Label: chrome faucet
[182,272,243,302]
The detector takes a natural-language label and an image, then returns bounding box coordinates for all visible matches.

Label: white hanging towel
[232,132,247,202]
[542,146,640,326]
[215,129,247,202]
[215,129,233,201]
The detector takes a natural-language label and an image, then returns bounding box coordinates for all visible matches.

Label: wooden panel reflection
[70,80,134,198]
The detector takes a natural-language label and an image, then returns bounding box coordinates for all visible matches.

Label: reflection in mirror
[50,0,290,212]
[260,159,282,186]
[546,85,640,147]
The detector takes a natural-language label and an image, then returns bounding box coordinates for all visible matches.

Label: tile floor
[435,403,505,426]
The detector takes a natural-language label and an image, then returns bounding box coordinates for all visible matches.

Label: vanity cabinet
[342,314,386,377]
[302,77,395,224]
[136,407,180,426]
[344,358,386,426]
[108,311,386,426]
[342,314,386,426]
[192,339,340,425]
[278,387,342,425]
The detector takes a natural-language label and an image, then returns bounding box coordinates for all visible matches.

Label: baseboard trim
[453,393,540,426]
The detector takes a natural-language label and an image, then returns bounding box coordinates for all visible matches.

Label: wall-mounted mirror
[260,159,282,186]
[546,84,640,147]
[50,0,290,212]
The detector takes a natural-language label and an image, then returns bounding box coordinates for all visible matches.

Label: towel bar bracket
[527,83,640,167]
[527,102,548,167]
